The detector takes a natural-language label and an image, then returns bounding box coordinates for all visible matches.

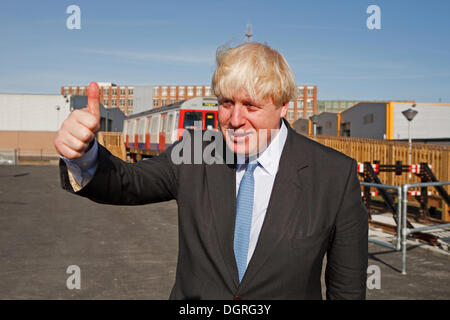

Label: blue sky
[1,0,449,102]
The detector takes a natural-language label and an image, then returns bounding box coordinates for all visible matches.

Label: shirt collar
[236,120,288,176]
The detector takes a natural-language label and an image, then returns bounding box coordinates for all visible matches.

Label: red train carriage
[123,97,218,160]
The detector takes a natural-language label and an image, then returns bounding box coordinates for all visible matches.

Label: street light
[309,115,319,136]
[402,107,418,180]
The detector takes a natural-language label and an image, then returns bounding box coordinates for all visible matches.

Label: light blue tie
[234,162,258,283]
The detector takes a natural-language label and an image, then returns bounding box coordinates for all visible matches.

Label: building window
[153,87,159,96]
[128,99,133,106]
[120,99,125,106]
[120,88,125,95]
[128,88,133,95]
[317,126,323,135]
[153,99,159,107]
[307,88,314,96]
[187,86,194,97]
[104,88,109,95]
[307,99,313,108]
[289,101,294,108]
[104,99,108,105]
[170,99,175,104]
[161,87,167,97]
[341,122,351,137]
[170,87,176,96]
[298,87,304,95]
[196,87,202,96]
[298,100,304,108]
[179,86,185,96]
[162,100,167,107]
[288,110,294,121]
[112,89,117,95]
[205,86,211,96]
[363,113,375,124]
[112,99,116,106]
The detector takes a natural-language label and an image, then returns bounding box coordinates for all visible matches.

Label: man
[54,42,368,299]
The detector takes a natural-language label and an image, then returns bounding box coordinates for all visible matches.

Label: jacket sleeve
[59,142,178,205]
[325,159,368,299]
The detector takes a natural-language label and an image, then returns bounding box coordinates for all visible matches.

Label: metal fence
[361,182,402,251]
[0,149,58,164]
[401,181,450,274]
[363,180,450,274]
[16,149,58,161]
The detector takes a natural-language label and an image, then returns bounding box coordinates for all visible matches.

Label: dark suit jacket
[59,121,368,300]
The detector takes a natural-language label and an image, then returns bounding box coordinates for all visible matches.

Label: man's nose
[230,104,246,128]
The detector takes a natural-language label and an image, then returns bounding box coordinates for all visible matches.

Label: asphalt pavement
[0,165,448,299]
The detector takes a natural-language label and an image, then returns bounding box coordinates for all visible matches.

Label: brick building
[151,85,317,124]
[61,83,317,123]
[62,82,134,115]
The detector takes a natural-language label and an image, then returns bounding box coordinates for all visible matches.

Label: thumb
[87,81,100,120]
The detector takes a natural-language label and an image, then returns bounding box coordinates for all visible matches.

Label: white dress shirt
[235,121,288,267]
[61,139,99,188]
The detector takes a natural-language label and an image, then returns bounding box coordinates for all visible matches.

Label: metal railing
[361,182,402,251]
[16,149,58,161]
[401,181,450,274]
[362,180,450,275]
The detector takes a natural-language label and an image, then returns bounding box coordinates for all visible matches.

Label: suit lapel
[205,141,240,290]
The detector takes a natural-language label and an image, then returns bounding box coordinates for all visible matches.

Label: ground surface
[0,165,448,299]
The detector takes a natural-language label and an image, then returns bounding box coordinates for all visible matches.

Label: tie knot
[245,162,258,173]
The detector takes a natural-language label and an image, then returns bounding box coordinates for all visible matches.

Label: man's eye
[246,104,259,110]
[221,100,233,107]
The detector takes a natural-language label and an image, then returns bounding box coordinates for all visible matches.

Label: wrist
[87,139,95,152]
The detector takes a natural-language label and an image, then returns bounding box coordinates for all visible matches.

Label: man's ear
[279,101,289,118]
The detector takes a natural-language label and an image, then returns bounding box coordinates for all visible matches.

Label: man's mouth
[227,129,255,143]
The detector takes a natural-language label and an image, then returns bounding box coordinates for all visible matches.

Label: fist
[54,82,101,159]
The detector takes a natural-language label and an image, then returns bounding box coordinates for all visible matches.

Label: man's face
[218,88,288,156]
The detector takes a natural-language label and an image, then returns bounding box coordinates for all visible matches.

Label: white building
[0,93,71,131]
[339,101,450,142]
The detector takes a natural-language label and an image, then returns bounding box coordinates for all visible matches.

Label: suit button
[233,296,242,300]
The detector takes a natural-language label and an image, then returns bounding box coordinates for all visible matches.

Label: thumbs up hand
[54,82,101,159]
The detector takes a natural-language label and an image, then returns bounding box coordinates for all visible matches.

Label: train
[123,97,219,160]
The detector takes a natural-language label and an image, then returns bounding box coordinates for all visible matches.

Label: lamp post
[309,115,318,136]
[402,108,418,180]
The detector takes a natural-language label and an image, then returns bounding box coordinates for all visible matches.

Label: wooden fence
[309,135,450,193]
[97,131,127,161]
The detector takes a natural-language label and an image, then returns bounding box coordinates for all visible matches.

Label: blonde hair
[211,42,298,107]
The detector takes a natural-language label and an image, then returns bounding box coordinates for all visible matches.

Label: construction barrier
[358,161,450,222]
